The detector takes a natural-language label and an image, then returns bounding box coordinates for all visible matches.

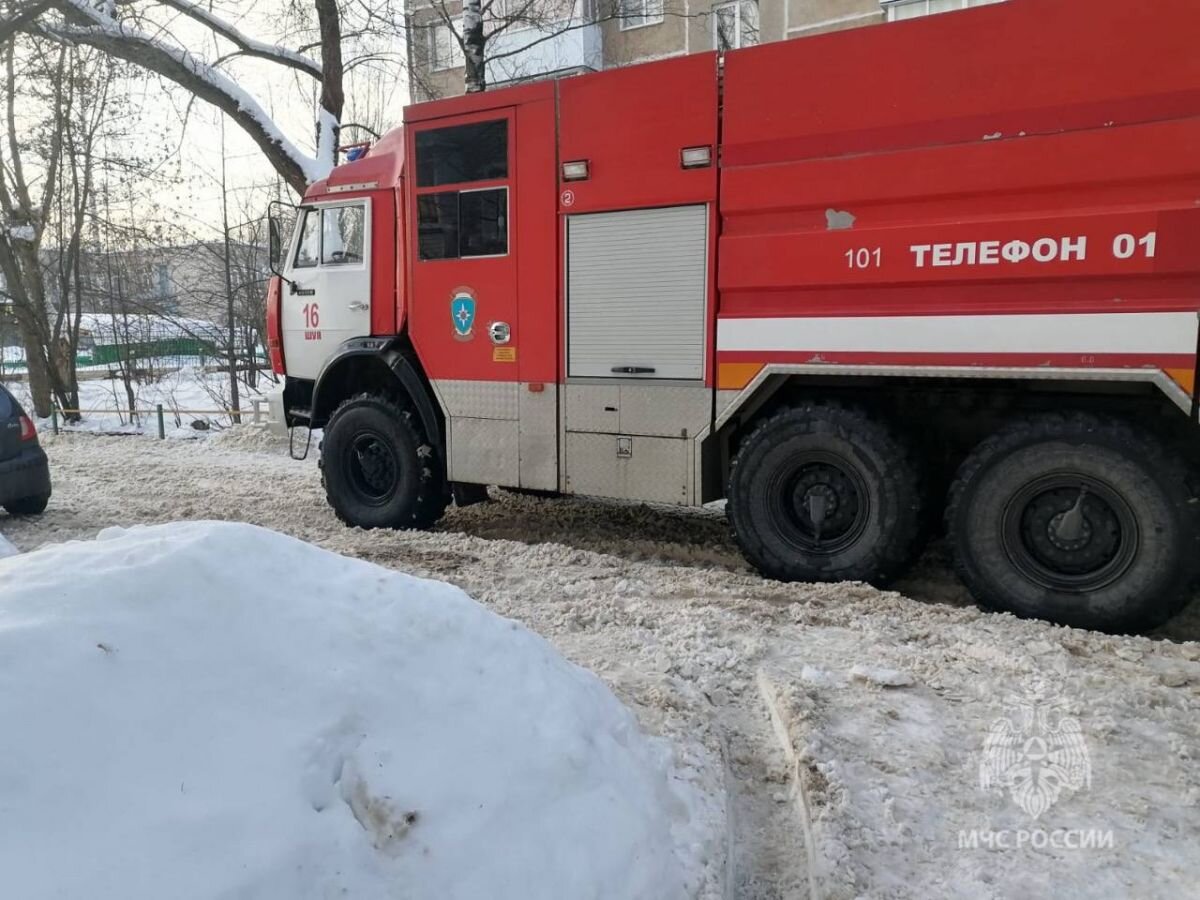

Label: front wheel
[320,393,447,530]
[727,404,925,585]
[947,414,1198,633]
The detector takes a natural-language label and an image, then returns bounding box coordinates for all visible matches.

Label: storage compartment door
[567,205,707,381]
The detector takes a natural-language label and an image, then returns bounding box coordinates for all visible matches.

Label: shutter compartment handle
[611,366,656,374]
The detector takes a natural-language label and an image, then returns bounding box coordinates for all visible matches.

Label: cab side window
[294,209,320,268]
[415,119,509,261]
[293,204,366,268]
[322,206,365,265]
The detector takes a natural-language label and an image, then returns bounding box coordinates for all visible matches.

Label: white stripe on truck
[716,312,1197,355]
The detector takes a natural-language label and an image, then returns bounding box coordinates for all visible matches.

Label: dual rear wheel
[728,406,1197,633]
[946,414,1197,633]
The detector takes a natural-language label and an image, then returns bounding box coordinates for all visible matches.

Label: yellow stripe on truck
[718,362,764,391]
[1165,367,1195,397]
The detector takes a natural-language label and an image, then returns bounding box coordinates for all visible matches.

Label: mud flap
[451,482,489,507]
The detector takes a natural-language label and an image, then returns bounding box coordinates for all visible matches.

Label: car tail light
[266,275,286,375]
[18,414,36,441]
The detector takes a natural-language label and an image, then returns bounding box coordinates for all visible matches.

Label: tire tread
[727,402,925,585]
[319,392,448,530]
[946,412,1199,632]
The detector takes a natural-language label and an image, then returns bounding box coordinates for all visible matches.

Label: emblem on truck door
[450,289,476,341]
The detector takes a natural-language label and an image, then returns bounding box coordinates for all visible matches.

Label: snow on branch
[153,0,323,79]
[39,0,334,192]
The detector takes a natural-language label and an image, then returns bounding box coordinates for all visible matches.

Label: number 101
[845,247,882,269]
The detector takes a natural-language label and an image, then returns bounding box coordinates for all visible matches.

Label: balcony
[486,20,602,86]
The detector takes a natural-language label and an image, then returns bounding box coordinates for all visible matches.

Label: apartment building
[408,0,1006,99]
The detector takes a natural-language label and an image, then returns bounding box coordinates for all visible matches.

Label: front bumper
[0,445,52,504]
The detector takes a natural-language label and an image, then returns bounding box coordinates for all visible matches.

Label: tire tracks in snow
[6,432,1200,898]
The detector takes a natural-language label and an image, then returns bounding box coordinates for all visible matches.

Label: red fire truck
[266,0,1200,633]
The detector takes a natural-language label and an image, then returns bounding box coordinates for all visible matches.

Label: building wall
[407,1,466,100]
[785,0,883,38]
[407,0,998,98]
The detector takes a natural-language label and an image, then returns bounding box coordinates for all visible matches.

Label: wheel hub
[347,433,398,503]
[769,455,870,555]
[799,483,839,527]
[1003,475,1137,592]
[1046,506,1093,551]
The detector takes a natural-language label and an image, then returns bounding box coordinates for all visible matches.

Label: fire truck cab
[268,0,1200,634]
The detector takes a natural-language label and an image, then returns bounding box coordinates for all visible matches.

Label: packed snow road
[5,430,1200,899]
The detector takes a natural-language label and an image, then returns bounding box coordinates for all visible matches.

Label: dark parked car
[0,384,51,515]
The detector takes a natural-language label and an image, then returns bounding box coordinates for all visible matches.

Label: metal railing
[47,398,272,439]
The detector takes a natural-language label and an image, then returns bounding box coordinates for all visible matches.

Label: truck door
[407,108,558,490]
[281,201,372,380]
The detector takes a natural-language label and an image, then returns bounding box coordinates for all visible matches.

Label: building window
[430,19,464,70]
[155,263,170,299]
[713,0,759,50]
[620,0,664,30]
[884,0,1004,22]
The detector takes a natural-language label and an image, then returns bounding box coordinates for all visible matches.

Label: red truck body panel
[557,53,719,216]
[716,0,1200,394]
[290,0,1200,404]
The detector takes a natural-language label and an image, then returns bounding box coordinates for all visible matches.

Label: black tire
[727,403,925,585]
[946,413,1199,634]
[4,492,50,516]
[319,393,447,530]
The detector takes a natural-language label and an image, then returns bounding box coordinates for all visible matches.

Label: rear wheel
[947,414,1198,633]
[320,393,447,530]
[727,404,925,585]
[4,493,49,516]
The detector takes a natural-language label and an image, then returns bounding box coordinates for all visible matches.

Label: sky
[100,1,411,239]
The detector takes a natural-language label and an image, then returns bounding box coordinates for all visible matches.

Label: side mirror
[268,216,282,274]
[267,199,300,280]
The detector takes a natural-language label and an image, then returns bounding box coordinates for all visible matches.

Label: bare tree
[18,0,346,194]
[0,1,54,44]
[0,31,110,417]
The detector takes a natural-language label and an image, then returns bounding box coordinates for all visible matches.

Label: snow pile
[0,533,17,558]
[0,522,714,900]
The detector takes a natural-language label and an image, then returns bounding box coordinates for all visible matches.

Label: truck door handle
[612,366,656,374]
[348,302,368,311]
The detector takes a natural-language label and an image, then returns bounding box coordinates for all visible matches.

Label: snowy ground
[1,521,720,900]
[4,367,274,435]
[4,429,1199,899]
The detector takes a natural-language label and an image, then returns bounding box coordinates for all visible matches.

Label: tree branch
[0,0,53,45]
[152,0,323,79]
[37,0,326,192]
